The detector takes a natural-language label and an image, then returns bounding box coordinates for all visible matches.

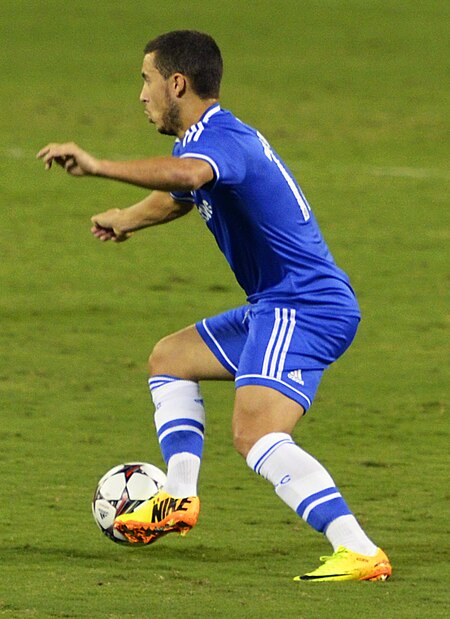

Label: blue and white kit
[171,104,360,410]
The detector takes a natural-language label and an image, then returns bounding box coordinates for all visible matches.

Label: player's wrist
[93,158,109,178]
[115,207,143,234]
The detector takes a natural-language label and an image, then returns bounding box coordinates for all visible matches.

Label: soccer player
[37,30,391,582]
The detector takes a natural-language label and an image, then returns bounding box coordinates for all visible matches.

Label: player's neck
[177,97,219,138]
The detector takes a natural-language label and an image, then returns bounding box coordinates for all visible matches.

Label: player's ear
[172,73,187,98]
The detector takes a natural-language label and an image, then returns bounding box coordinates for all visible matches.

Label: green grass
[1,0,449,617]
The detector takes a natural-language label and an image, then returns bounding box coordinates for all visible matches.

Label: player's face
[140,53,182,136]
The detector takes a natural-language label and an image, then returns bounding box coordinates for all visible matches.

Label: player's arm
[36,142,213,191]
[91,191,194,242]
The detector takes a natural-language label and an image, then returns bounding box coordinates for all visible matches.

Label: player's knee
[232,430,255,459]
[232,386,305,459]
[148,333,198,379]
[148,336,173,376]
[232,407,262,459]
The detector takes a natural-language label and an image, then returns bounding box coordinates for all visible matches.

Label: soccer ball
[92,462,166,543]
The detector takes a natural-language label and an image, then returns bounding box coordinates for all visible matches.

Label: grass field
[1,0,449,617]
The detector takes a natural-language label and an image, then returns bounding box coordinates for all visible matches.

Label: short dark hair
[144,30,223,99]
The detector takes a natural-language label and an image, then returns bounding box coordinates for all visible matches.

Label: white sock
[246,432,378,555]
[150,376,205,497]
[163,452,201,497]
[325,515,378,555]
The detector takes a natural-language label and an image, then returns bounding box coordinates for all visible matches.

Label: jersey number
[257,132,311,221]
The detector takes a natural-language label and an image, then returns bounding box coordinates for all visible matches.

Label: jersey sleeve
[170,139,195,203]
[178,127,246,187]
[170,190,195,203]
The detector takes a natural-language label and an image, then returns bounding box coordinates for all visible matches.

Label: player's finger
[92,229,113,241]
[37,151,51,168]
[64,157,77,172]
[36,144,58,159]
[91,223,114,241]
[37,144,61,160]
[112,228,134,242]
[91,223,109,234]
[38,144,66,160]
[36,147,48,159]
[41,151,60,169]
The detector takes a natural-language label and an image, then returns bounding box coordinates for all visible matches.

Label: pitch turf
[1,1,449,617]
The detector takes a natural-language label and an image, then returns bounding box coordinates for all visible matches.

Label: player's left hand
[91,209,133,243]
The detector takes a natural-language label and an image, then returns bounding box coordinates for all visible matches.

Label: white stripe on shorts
[201,319,238,372]
[262,308,297,378]
[262,308,282,376]
[276,309,296,379]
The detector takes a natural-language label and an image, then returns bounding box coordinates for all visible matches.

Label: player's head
[140,31,223,136]
[144,31,223,99]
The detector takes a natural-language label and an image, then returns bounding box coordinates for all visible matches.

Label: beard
[157,89,183,136]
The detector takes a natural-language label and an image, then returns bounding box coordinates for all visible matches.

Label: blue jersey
[171,104,359,316]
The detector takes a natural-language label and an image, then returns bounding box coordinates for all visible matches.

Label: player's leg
[234,386,391,581]
[149,323,235,381]
[233,383,378,551]
[114,308,247,544]
[233,305,391,581]
[148,325,232,501]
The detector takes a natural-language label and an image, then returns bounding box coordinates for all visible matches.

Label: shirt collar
[176,104,221,143]
[201,103,221,123]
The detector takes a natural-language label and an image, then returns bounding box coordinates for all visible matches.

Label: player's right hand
[36,142,99,176]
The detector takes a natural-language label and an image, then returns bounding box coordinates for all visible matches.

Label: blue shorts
[196,302,360,411]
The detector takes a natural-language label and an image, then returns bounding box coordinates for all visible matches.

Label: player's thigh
[149,323,233,381]
[232,385,305,456]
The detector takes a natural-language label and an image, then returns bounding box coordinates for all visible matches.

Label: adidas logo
[287,369,304,385]
[197,199,213,222]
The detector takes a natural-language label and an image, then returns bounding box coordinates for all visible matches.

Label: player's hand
[36,142,99,176]
[90,209,133,243]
